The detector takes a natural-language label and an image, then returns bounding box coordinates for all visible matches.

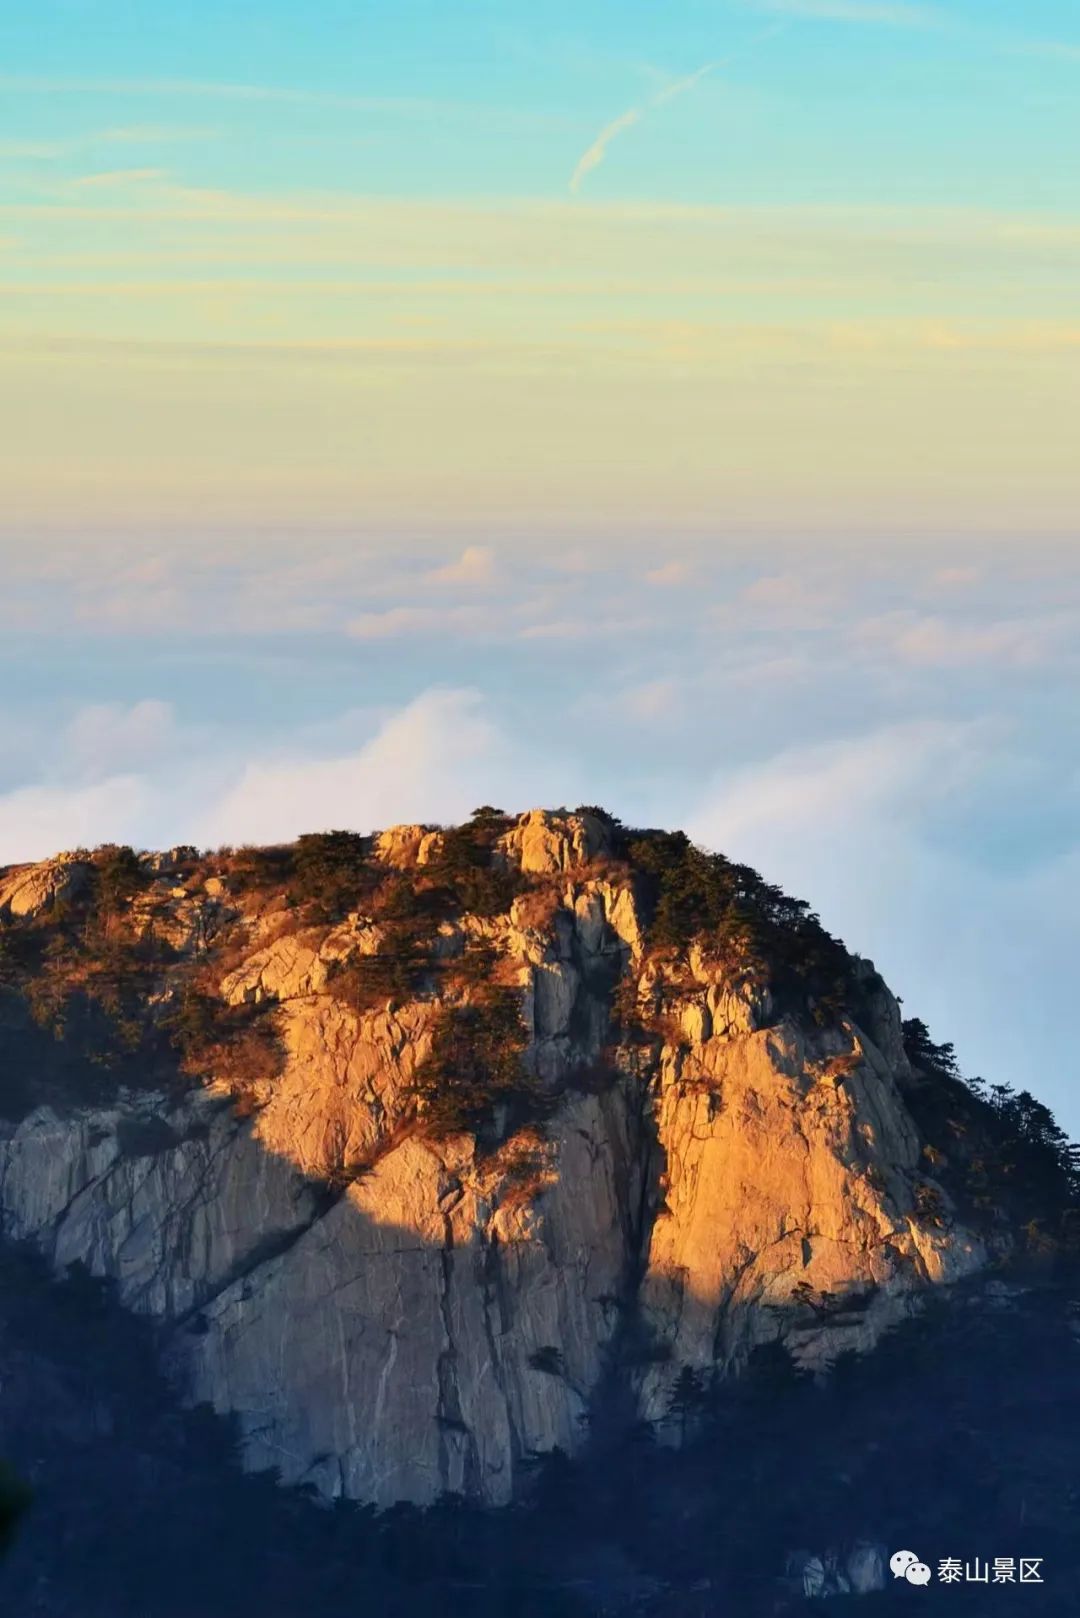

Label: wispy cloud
[749,0,936,22]
[0,74,440,111]
[852,610,1064,668]
[651,62,719,106]
[91,125,221,147]
[0,75,570,135]
[569,108,643,195]
[71,168,166,189]
[0,140,72,159]
[0,128,215,163]
[645,560,691,586]
[1015,37,1080,64]
[569,62,717,194]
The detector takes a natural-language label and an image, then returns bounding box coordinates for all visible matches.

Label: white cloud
[717,569,840,629]
[0,775,150,863]
[194,687,564,847]
[687,719,984,855]
[0,700,195,860]
[65,699,176,778]
[645,560,690,586]
[425,544,496,587]
[0,688,574,863]
[854,610,1058,668]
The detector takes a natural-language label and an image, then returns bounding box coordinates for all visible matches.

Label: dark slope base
[1,1240,1077,1617]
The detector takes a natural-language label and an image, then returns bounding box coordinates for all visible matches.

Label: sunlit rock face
[0,811,983,1506]
[0,855,92,920]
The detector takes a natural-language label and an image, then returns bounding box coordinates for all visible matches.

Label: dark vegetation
[291,830,373,917]
[0,1240,570,1618]
[427,807,525,918]
[576,1277,1080,1614]
[4,1235,1080,1616]
[0,845,163,1055]
[221,830,378,923]
[0,847,189,1116]
[232,813,525,927]
[618,826,854,1020]
[227,831,381,922]
[160,982,285,1111]
[901,1017,1080,1266]
[411,988,546,1141]
[0,841,286,1118]
[0,1463,28,1557]
[326,928,433,1015]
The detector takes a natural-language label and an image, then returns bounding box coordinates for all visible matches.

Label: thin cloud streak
[1014,37,1080,63]
[651,62,719,106]
[0,75,572,134]
[0,73,453,112]
[71,168,167,189]
[569,62,717,194]
[569,109,642,195]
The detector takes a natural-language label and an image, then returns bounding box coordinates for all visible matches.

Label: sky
[1,2,1079,1129]
[3,0,1080,528]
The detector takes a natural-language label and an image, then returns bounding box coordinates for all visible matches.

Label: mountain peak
[0,811,1074,1511]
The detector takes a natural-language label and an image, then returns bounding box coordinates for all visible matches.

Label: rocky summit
[1,808,1078,1615]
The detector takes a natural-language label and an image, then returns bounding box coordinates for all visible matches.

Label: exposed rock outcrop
[373,824,444,869]
[500,808,612,876]
[0,810,985,1508]
[0,855,91,920]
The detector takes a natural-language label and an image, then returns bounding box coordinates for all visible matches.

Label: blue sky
[1,2,1079,1130]
[5,0,1080,211]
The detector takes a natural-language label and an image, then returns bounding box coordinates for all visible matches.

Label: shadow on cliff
[0,1235,595,1618]
[0,980,677,1613]
[7,994,1080,1616]
[7,1222,1080,1618]
[0,1085,671,1618]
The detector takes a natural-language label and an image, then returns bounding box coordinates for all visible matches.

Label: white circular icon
[906,1562,932,1586]
[890,1550,919,1579]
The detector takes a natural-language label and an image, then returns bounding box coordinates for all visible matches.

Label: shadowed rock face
[0,810,984,1507]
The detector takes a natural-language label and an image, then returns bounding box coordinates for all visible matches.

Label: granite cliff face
[0,811,985,1509]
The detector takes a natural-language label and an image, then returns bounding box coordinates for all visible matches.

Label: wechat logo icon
[891,1550,932,1586]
